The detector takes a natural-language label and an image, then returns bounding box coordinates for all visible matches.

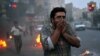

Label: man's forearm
[63,32,80,48]
[51,29,61,45]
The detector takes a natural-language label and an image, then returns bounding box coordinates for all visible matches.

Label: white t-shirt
[11,26,23,35]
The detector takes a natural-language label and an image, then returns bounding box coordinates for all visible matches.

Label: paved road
[0,35,44,56]
[0,29,100,56]
[72,29,100,56]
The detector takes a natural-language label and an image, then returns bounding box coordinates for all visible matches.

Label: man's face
[52,12,66,26]
[14,23,18,27]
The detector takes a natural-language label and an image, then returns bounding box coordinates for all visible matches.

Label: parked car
[74,22,86,31]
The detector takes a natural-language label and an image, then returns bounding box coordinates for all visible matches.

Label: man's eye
[57,16,61,18]
[56,16,66,19]
[63,16,66,18]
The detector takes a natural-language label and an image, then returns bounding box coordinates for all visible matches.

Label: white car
[34,25,43,31]
[74,23,86,31]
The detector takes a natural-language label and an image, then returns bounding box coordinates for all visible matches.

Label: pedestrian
[10,21,23,54]
[40,7,80,56]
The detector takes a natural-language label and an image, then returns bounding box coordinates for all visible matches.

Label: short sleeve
[67,24,77,36]
[40,25,54,50]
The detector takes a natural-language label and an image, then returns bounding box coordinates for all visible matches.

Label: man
[10,21,23,54]
[40,7,80,56]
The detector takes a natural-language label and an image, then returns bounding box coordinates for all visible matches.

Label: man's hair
[50,7,66,19]
[13,21,18,25]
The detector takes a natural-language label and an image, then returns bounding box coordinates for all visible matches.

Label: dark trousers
[13,35,22,53]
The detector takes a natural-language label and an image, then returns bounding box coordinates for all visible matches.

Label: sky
[65,0,100,9]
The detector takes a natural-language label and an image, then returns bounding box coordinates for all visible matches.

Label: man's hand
[56,20,66,32]
[60,22,80,48]
[61,21,67,35]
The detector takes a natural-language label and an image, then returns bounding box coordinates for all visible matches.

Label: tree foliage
[93,9,100,23]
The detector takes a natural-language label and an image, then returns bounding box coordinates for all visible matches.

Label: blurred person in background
[10,21,24,54]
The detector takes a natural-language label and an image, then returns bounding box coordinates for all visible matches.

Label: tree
[0,0,28,37]
[93,9,100,26]
[6,1,28,21]
[0,0,11,35]
[82,12,88,20]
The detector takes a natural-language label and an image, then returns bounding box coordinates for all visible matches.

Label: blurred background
[0,0,100,56]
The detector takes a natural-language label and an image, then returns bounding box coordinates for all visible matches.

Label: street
[0,29,100,56]
[0,0,100,56]
[0,35,44,56]
[72,29,100,56]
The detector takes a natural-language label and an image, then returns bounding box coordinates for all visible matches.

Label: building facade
[65,3,73,22]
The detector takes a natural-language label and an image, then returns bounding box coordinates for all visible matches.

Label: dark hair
[50,7,66,19]
[13,21,18,24]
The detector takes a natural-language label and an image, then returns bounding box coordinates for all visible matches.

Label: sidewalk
[86,27,100,30]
